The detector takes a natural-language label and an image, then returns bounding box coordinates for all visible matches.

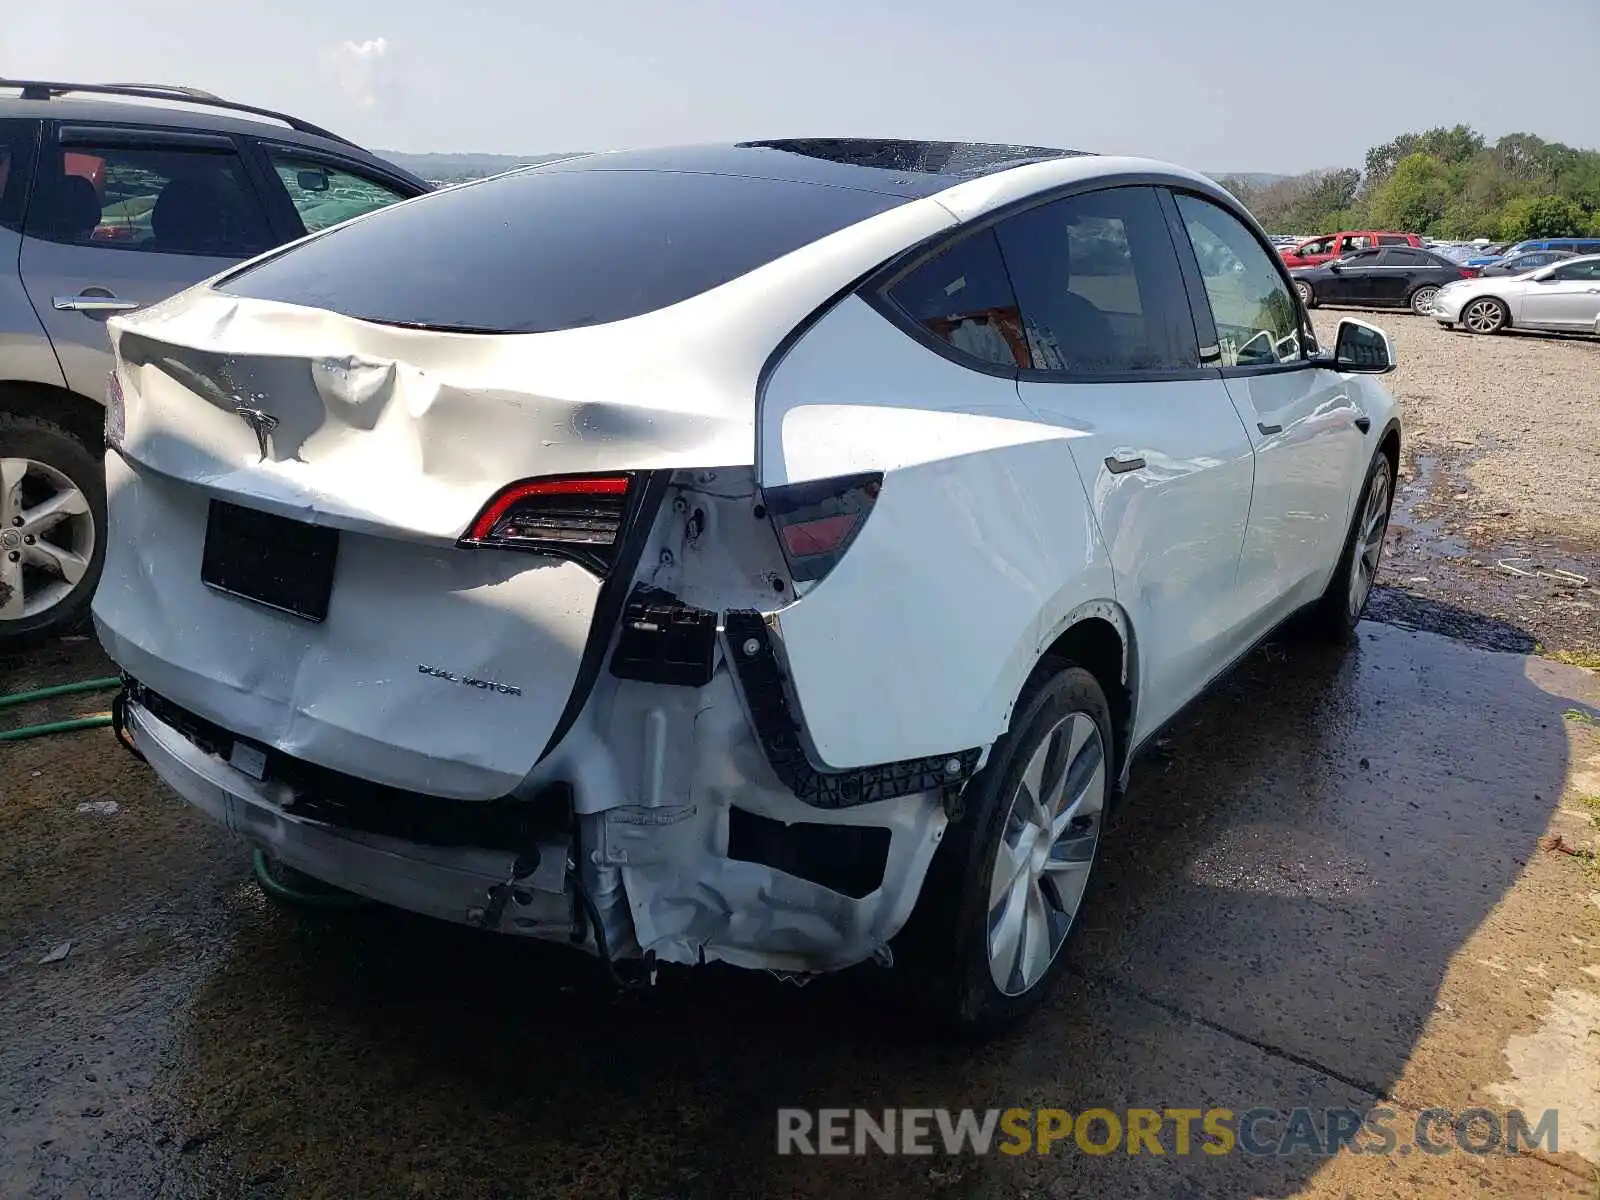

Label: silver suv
[0,79,427,648]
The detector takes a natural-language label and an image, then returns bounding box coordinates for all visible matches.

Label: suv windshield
[217,164,909,333]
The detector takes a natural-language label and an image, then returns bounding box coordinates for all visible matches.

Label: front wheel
[0,413,106,651]
[1461,296,1508,334]
[907,661,1112,1033]
[1409,285,1439,316]
[1302,450,1393,641]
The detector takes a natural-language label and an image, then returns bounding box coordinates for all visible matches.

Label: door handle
[53,294,140,312]
[1354,415,1372,433]
[1104,455,1146,475]
[1256,422,1283,435]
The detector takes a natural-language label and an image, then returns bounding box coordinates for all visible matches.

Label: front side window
[267,149,411,234]
[883,229,1027,369]
[1550,260,1600,281]
[992,186,1197,375]
[1173,192,1303,368]
[0,119,39,233]
[26,141,272,256]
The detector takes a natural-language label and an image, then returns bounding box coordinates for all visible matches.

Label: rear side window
[26,140,272,256]
[883,229,1027,369]
[265,148,411,234]
[0,119,39,233]
[1343,234,1375,251]
[219,167,908,333]
[993,186,1198,375]
[1377,234,1410,245]
[1378,248,1428,265]
[1173,192,1304,367]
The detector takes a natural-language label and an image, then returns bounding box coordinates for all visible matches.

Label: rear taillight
[105,371,125,449]
[762,471,882,587]
[459,473,632,572]
[1459,267,1478,278]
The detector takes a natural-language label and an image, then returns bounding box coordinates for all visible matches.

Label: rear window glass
[218,166,909,333]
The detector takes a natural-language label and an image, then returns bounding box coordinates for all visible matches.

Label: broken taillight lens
[763,471,882,585]
[459,474,633,572]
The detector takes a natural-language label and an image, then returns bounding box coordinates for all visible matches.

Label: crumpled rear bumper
[124,687,949,974]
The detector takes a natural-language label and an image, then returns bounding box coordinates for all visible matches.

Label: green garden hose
[0,677,121,741]
[250,848,369,910]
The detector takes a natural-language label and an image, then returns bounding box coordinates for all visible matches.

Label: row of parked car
[1269,229,1600,333]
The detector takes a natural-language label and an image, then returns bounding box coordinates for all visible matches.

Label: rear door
[1369,246,1429,304]
[1000,185,1257,736]
[1170,190,1364,624]
[1519,259,1600,329]
[17,123,277,397]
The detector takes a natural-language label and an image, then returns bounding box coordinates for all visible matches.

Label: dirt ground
[1309,308,1600,663]
[3,306,1600,1199]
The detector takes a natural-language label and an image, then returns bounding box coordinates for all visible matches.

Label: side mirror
[1332,318,1395,373]
[1328,262,1343,273]
[297,169,331,193]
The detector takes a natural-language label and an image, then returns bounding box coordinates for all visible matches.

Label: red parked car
[1280,231,1422,269]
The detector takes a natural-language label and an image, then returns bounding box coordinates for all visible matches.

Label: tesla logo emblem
[234,405,279,461]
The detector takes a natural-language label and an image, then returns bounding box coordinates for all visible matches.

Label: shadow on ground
[1,619,1592,1198]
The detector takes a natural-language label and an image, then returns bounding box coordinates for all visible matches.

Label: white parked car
[1432,253,1600,335]
[94,140,1402,1029]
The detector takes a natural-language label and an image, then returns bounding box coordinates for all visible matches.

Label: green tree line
[1218,125,1600,241]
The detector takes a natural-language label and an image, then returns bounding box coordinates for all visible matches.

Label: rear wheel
[1295,279,1316,309]
[906,660,1111,1033]
[0,414,106,651]
[1303,450,1393,641]
[1461,296,1508,334]
[1409,284,1439,316]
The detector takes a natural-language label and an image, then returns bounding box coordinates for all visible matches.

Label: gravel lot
[1309,307,1600,661]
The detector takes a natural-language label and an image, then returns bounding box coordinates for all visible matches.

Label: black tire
[1461,295,1508,335]
[1408,284,1439,316]
[902,660,1113,1034]
[0,412,107,652]
[1295,279,1317,309]
[1302,449,1394,642]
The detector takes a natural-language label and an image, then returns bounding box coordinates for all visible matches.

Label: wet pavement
[3,624,1600,1199]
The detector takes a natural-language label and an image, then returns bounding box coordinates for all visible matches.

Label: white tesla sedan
[93,140,1401,1029]
[1432,253,1600,335]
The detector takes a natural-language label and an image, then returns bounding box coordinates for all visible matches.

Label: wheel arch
[1028,602,1137,793]
[0,381,105,453]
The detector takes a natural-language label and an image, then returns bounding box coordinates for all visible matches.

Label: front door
[1324,249,1382,304]
[1170,191,1366,624]
[18,125,277,396]
[1519,260,1600,330]
[992,185,1257,739]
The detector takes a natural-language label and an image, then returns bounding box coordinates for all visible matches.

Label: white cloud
[326,36,391,110]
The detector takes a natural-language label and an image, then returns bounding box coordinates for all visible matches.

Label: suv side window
[265,148,411,234]
[992,186,1197,374]
[1377,234,1410,245]
[0,120,40,233]
[1343,234,1375,252]
[883,228,1028,369]
[1173,192,1304,367]
[26,138,272,256]
[1299,236,1334,257]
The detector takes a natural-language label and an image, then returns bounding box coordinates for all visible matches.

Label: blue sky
[9,0,1599,172]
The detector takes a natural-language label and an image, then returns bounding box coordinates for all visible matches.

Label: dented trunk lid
[94,290,758,801]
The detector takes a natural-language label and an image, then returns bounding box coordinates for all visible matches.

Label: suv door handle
[1104,455,1146,475]
[53,294,140,313]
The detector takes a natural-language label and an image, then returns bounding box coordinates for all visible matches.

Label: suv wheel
[905,660,1112,1033]
[0,414,107,651]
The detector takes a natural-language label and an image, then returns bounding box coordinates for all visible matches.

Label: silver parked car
[0,79,427,648]
[1431,253,1600,335]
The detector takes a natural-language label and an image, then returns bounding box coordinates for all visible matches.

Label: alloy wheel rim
[0,458,94,622]
[1348,460,1391,619]
[987,710,1106,996]
[1412,287,1437,315]
[1295,282,1311,305]
[1464,299,1502,333]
